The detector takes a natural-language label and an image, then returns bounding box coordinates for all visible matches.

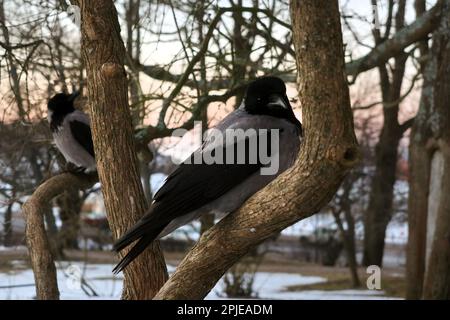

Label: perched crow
[48,92,96,172]
[113,76,303,273]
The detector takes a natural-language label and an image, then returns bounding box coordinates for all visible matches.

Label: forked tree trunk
[154,0,359,299]
[77,0,168,299]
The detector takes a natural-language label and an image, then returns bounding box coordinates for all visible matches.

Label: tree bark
[2,202,13,246]
[405,0,433,299]
[22,173,97,300]
[77,0,168,299]
[154,0,359,300]
[421,0,450,298]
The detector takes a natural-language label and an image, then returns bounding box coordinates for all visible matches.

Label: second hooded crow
[113,76,302,273]
[48,92,96,173]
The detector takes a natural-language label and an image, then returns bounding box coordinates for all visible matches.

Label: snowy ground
[0,261,400,300]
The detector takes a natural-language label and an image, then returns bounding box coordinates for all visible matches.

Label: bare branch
[346,1,443,78]
[157,5,292,127]
[22,173,97,300]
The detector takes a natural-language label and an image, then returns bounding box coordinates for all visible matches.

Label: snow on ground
[0,262,400,300]
[0,245,27,252]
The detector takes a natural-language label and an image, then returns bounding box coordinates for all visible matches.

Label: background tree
[76,0,168,299]
[363,0,419,267]
[406,0,450,300]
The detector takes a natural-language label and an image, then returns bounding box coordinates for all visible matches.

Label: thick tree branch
[346,1,443,78]
[154,0,359,300]
[79,0,168,299]
[22,173,97,300]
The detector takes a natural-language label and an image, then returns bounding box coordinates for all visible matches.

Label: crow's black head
[48,92,79,131]
[244,76,301,129]
[48,92,79,115]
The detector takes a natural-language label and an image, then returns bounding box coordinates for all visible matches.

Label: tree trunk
[154,0,359,300]
[363,119,402,266]
[345,234,361,288]
[423,152,450,299]
[421,0,450,298]
[3,202,13,246]
[332,172,361,287]
[77,0,167,299]
[23,173,98,300]
[405,0,432,299]
[335,207,361,288]
[363,0,408,266]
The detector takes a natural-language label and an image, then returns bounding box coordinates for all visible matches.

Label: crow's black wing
[112,133,273,273]
[69,120,95,157]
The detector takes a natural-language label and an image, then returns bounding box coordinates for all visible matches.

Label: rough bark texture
[406,0,450,300]
[405,72,433,299]
[405,0,433,299]
[78,0,168,299]
[421,0,450,298]
[154,0,359,300]
[22,173,97,300]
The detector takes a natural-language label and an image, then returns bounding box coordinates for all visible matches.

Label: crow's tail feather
[112,213,168,273]
[113,234,153,274]
[113,218,150,253]
[112,222,167,274]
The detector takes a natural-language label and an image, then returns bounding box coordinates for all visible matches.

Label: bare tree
[75,0,169,299]
[362,0,417,267]
[406,0,450,300]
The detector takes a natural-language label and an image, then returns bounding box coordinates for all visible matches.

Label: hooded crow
[113,76,302,273]
[48,92,96,172]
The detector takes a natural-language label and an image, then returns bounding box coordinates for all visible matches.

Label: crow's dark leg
[63,162,87,174]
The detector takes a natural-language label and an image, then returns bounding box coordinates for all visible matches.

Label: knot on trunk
[327,144,360,168]
[101,62,125,78]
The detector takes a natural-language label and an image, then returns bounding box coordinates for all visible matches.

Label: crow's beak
[68,91,80,102]
[267,93,289,109]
